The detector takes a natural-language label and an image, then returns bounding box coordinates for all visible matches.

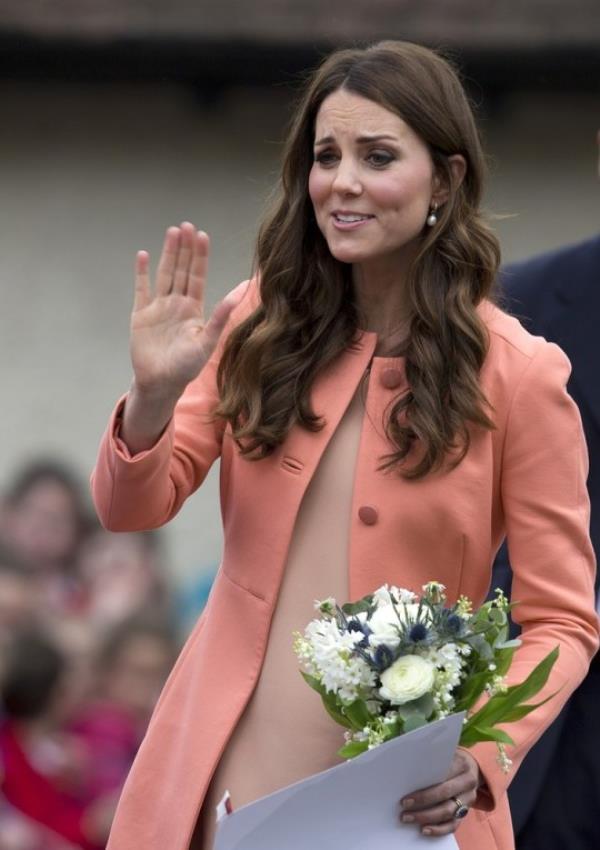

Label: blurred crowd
[0,457,182,849]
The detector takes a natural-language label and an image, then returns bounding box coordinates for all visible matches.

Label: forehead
[314,89,410,140]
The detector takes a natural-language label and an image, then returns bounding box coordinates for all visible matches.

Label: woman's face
[308,89,439,271]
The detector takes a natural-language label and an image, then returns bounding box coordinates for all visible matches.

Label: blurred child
[77,527,173,629]
[0,459,90,616]
[0,543,40,662]
[0,629,114,850]
[68,616,178,801]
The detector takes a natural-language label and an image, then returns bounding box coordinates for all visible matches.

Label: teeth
[335,214,370,223]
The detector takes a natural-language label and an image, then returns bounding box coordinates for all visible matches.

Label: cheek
[308,165,329,212]
[375,163,434,215]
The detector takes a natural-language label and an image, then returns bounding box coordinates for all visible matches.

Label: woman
[91,41,598,850]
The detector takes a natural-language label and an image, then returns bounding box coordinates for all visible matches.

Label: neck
[352,255,413,350]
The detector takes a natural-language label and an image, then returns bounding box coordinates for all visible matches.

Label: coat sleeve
[91,279,255,531]
[468,340,599,810]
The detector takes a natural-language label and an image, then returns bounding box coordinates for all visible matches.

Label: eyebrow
[314,133,399,146]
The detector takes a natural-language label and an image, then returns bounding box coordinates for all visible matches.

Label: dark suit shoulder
[501,233,600,304]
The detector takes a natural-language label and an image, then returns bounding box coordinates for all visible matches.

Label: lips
[332,211,375,223]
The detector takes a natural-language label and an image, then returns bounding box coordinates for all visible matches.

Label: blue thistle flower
[373,644,394,671]
[446,614,463,635]
[408,622,428,643]
[347,617,371,649]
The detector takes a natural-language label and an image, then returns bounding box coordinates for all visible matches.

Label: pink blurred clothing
[69,701,141,801]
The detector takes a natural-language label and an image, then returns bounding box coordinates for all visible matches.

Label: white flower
[314,597,336,615]
[368,602,431,650]
[372,584,417,607]
[368,604,403,649]
[301,618,375,702]
[379,655,435,705]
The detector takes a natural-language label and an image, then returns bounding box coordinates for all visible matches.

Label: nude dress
[195,384,367,849]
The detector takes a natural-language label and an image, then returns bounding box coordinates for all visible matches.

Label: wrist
[129,378,185,408]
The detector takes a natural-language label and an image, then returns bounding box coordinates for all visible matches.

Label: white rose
[379,655,435,705]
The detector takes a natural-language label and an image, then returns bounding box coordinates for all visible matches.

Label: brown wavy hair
[216,40,500,479]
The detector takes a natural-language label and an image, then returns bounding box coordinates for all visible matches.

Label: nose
[331,157,362,195]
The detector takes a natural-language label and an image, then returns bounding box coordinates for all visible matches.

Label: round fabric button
[380,368,404,389]
[358,505,379,526]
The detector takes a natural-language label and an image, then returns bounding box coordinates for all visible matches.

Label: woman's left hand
[400,749,482,836]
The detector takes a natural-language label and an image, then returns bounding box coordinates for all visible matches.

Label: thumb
[200,284,248,361]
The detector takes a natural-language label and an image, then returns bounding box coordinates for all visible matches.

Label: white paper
[214,712,464,850]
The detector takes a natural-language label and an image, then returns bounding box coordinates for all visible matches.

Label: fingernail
[402,798,414,808]
[422,828,432,836]
[401,814,415,823]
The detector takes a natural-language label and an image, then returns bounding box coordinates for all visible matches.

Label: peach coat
[92,280,598,850]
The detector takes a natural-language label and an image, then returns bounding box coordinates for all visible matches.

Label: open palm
[131,222,242,397]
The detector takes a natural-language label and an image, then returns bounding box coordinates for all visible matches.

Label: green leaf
[322,694,353,729]
[344,699,374,730]
[453,671,491,713]
[300,672,326,696]
[494,691,559,723]
[381,719,402,741]
[299,673,354,729]
[342,597,373,616]
[460,724,515,747]
[465,646,560,731]
[492,646,517,677]
[337,740,369,759]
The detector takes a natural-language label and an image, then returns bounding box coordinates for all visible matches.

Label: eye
[314,149,339,167]
[366,150,395,167]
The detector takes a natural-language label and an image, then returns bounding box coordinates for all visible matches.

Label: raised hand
[120,222,244,454]
[130,222,240,400]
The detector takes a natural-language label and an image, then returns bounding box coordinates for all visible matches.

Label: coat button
[358,505,378,526]
[380,368,404,389]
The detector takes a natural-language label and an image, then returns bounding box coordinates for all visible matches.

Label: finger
[419,821,460,838]
[133,250,151,311]
[155,226,181,296]
[187,231,210,302]
[197,286,246,362]
[402,772,476,812]
[172,221,195,294]
[401,792,476,827]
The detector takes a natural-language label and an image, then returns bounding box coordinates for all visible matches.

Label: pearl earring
[426,203,438,227]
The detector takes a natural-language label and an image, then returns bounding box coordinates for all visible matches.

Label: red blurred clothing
[69,701,140,801]
[0,721,102,850]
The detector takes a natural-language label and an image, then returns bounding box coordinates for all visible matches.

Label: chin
[325,242,374,265]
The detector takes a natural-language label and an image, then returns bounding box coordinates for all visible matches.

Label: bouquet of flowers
[294,582,558,772]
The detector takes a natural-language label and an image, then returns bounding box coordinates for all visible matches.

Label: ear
[431,154,467,206]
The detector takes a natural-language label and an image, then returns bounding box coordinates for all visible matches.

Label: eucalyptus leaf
[489,607,507,626]
[494,639,522,650]
[403,713,427,733]
[396,693,434,720]
[467,634,494,660]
